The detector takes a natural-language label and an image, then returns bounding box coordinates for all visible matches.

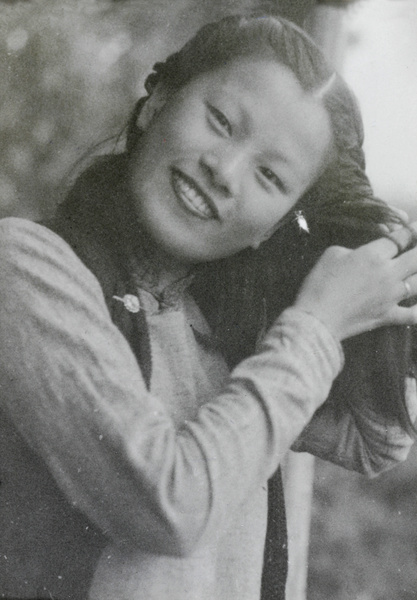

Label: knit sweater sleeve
[0,217,342,556]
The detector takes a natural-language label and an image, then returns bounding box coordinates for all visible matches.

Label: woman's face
[129,57,332,263]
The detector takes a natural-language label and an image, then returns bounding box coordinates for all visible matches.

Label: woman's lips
[171,169,218,220]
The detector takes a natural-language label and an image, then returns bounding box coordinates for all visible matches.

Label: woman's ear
[136,82,172,131]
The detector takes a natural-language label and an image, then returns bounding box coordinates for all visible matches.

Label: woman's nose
[199,145,244,197]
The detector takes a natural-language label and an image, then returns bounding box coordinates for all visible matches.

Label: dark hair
[63,13,416,434]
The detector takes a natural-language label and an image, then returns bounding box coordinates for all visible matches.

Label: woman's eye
[259,167,286,193]
[207,104,232,135]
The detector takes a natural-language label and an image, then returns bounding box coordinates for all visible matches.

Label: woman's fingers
[363,223,417,263]
[395,245,417,280]
[398,272,417,304]
[365,236,403,260]
[388,303,417,326]
[379,205,410,234]
[388,222,417,254]
[388,204,410,224]
[364,227,415,260]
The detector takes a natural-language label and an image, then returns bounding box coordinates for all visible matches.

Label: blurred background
[2,0,417,598]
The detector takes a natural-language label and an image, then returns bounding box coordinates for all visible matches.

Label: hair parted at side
[62,12,417,435]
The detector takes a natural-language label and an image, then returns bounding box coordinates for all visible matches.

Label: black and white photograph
[1,1,417,599]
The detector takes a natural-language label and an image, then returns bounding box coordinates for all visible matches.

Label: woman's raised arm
[0,217,343,557]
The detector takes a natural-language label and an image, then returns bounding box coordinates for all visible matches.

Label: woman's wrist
[274,305,345,370]
[292,296,346,342]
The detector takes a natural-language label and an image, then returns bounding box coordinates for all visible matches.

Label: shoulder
[0,215,56,243]
[0,217,106,305]
[0,217,82,265]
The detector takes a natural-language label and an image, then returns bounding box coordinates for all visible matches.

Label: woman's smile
[171,168,218,220]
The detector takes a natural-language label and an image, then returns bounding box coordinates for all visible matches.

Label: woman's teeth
[172,171,214,218]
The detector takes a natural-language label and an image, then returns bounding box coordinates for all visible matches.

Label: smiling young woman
[0,12,417,600]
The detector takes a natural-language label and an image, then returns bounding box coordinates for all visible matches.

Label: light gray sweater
[0,218,415,600]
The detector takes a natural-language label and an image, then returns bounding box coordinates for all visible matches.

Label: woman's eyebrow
[264,148,291,165]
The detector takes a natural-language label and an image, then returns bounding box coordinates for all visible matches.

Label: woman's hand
[379,204,410,233]
[294,224,417,341]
